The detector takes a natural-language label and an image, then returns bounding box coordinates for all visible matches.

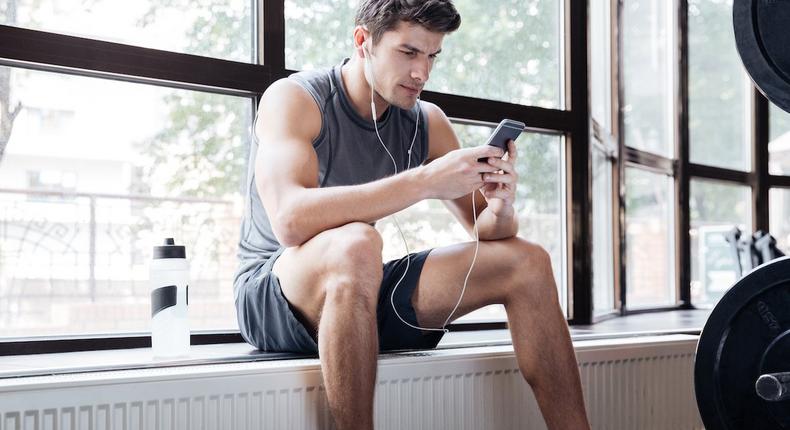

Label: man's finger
[487,157,515,174]
[507,140,517,161]
[474,144,506,158]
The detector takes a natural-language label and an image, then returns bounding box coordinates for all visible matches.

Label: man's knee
[321,222,383,309]
[503,237,557,303]
[324,222,383,271]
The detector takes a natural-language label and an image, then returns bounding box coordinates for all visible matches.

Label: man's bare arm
[256,80,504,247]
[255,79,436,247]
[422,102,518,240]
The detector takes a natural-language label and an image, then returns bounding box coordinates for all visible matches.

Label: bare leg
[504,249,589,430]
[412,237,591,430]
[316,265,381,430]
[272,223,383,430]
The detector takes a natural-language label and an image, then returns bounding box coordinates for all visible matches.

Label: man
[234,1,591,429]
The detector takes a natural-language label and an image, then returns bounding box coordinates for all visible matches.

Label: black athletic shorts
[234,247,444,354]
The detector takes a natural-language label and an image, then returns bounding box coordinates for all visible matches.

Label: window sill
[0,309,710,379]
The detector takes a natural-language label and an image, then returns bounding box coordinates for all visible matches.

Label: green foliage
[141,0,562,204]
[141,92,251,198]
[690,179,749,224]
[688,0,747,170]
[135,0,252,198]
[285,0,560,107]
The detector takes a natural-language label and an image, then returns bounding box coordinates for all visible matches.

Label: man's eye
[403,51,417,57]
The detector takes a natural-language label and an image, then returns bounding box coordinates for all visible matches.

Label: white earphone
[363,40,481,334]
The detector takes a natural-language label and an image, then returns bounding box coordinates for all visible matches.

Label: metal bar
[0,188,233,205]
[89,196,97,303]
[0,322,513,356]
[754,90,770,231]
[0,25,272,94]
[687,163,751,184]
[421,91,575,133]
[567,0,592,325]
[262,0,285,70]
[615,0,626,314]
[623,146,677,175]
[771,176,790,188]
[0,333,245,356]
[677,0,692,308]
[756,372,790,402]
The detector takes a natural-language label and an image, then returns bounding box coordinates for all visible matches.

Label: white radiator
[0,334,703,430]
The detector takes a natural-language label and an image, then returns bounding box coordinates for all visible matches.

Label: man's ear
[353,25,370,59]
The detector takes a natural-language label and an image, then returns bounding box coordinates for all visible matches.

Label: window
[770,188,790,254]
[769,103,790,176]
[592,149,615,315]
[689,179,751,306]
[590,0,612,131]
[590,0,616,316]
[284,0,355,70]
[1,0,589,353]
[621,0,679,311]
[688,0,750,171]
[622,0,675,158]
[624,167,675,308]
[379,123,567,319]
[1,0,254,62]
[285,0,563,107]
[0,66,252,337]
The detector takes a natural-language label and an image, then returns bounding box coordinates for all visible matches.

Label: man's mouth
[401,85,421,95]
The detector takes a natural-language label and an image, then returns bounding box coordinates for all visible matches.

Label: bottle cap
[153,238,186,259]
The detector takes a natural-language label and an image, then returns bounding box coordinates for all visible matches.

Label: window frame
[0,0,592,355]
[615,0,790,316]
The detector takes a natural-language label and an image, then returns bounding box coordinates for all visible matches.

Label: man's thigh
[412,237,530,328]
[271,237,335,334]
[271,222,381,334]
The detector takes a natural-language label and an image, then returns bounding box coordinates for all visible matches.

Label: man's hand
[480,139,518,218]
[420,145,505,200]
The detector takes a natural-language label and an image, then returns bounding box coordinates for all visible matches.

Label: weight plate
[733,0,790,114]
[695,257,790,430]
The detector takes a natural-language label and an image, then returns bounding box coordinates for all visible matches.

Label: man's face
[366,21,445,110]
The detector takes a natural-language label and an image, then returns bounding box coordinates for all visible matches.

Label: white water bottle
[150,238,190,358]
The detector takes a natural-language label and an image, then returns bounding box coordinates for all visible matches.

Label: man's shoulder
[287,61,341,98]
[419,100,452,134]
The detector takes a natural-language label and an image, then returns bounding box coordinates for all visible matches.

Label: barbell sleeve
[755,372,790,402]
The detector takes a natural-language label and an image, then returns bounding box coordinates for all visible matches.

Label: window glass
[592,147,615,315]
[378,123,566,320]
[285,0,356,70]
[689,179,751,306]
[285,0,562,108]
[590,0,612,130]
[624,167,675,308]
[688,0,750,171]
[0,66,251,337]
[0,0,253,62]
[769,103,790,176]
[769,188,790,256]
[622,0,674,157]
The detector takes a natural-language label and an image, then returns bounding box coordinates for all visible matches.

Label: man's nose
[411,59,431,83]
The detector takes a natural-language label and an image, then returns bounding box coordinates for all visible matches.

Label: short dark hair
[355,0,461,45]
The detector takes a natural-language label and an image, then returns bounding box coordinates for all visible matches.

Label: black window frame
[614,0,790,317]
[0,0,590,356]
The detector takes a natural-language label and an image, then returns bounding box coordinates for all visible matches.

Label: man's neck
[341,57,390,121]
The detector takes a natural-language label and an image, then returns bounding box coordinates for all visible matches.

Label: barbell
[693,4,790,427]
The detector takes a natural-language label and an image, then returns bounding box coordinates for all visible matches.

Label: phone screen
[478,119,525,161]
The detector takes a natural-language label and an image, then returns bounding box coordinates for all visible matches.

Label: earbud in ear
[363,41,374,90]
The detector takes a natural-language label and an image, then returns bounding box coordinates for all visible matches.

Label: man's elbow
[272,214,302,248]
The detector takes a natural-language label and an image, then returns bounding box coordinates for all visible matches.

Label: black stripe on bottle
[151,285,177,317]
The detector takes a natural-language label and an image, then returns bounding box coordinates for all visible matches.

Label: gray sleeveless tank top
[233,58,429,290]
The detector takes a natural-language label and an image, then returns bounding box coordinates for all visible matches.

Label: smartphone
[478,119,525,162]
